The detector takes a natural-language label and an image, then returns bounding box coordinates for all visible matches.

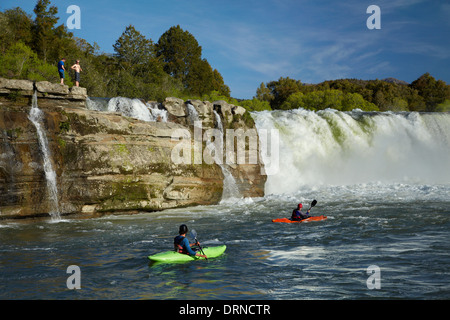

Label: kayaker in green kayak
[174,224,207,259]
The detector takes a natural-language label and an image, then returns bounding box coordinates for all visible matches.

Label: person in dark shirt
[58,58,66,84]
[174,224,207,258]
[291,203,310,221]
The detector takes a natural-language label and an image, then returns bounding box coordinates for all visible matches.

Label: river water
[1,109,449,300]
[1,183,449,300]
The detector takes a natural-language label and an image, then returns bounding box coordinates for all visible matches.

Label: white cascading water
[28,91,61,220]
[252,108,450,195]
[87,97,168,122]
[107,97,168,122]
[186,103,200,127]
[213,110,241,200]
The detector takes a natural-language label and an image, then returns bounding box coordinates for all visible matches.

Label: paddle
[300,199,317,220]
[190,229,208,260]
[308,199,317,211]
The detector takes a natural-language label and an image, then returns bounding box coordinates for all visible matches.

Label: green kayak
[148,245,227,263]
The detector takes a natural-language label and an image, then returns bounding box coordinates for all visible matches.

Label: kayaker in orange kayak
[291,203,310,221]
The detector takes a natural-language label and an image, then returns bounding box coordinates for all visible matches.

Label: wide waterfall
[252,108,450,195]
[28,92,61,220]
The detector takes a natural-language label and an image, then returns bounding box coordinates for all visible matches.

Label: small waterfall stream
[28,91,61,221]
[213,110,241,200]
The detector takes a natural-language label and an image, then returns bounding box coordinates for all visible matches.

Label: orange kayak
[272,215,327,223]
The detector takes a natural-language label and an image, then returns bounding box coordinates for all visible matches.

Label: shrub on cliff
[0,41,73,86]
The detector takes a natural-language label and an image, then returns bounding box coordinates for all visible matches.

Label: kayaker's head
[298,203,303,209]
[179,224,188,235]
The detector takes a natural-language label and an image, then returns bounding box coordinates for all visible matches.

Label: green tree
[0,8,33,53]
[341,92,379,111]
[0,42,38,78]
[280,89,378,111]
[279,91,304,110]
[255,82,274,102]
[212,69,231,97]
[156,25,229,97]
[436,100,450,112]
[185,58,215,96]
[156,25,202,81]
[410,73,450,111]
[240,98,272,112]
[266,77,303,109]
[110,24,185,100]
[32,0,59,62]
[113,25,155,76]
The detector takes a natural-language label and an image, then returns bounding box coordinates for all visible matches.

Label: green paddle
[191,229,208,260]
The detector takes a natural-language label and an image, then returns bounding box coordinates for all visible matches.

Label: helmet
[179,224,188,234]
[298,203,303,209]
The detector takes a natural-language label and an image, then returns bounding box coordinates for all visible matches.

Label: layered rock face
[0,78,266,219]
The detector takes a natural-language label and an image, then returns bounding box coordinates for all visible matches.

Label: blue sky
[2,0,450,99]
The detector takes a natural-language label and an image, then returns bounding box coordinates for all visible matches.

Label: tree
[265,77,303,109]
[32,0,59,62]
[156,25,202,81]
[410,73,450,111]
[280,89,378,111]
[0,8,33,53]
[185,58,215,96]
[113,25,155,75]
[212,69,231,97]
[156,25,229,97]
[255,82,273,102]
[240,98,272,112]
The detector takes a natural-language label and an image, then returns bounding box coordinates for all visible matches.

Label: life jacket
[291,209,306,220]
[291,209,299,220]
[174,235,187,254]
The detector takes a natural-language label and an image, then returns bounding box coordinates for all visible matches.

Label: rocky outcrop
[0,78,266,219]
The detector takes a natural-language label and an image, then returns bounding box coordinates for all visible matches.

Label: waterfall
[146,101,168,122]
[86,96,168,122]
[107,97,168,122]
[86,97,109,111]
[186,103,200,127]
[252,108,450,195]
[213,110,241,200]
[28,91,61,220]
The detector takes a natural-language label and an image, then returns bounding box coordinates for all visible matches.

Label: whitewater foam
[252,108,450,195]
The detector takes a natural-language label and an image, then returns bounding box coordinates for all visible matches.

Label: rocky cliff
[0,78,266,219]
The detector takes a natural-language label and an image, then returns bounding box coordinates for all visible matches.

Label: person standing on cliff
[58,58,66,85]
[70,60,83,87]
